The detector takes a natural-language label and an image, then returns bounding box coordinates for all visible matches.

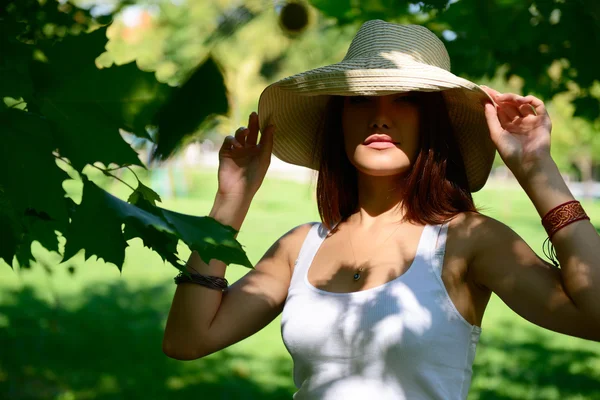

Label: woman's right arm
[162,200,312,360]
[162,111,306,360]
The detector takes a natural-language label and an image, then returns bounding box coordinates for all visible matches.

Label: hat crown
[343,20,451,71]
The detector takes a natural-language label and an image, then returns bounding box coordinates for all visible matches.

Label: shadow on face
[341,93,421,178]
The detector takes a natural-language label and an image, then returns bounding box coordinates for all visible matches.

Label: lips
[363,133,398,145]
[366,141,397,149]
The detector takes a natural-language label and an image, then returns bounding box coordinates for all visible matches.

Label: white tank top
[281,222,482,400]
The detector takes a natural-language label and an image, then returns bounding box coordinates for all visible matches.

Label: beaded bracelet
[541,200,590,267]
[174,271,229,291]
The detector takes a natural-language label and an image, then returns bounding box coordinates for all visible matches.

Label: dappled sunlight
[281,223,484,398]
[0,282,295,399]
[1,170,599,399]
[471,318,600,399]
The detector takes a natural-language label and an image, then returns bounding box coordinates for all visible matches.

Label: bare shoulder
[448,210,505,230]
[447,211,516,250]
[277,222,318,271]
[448,211,550,286]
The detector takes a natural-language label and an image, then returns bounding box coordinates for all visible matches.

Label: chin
[353,161,411,177]
[347,148,413,176]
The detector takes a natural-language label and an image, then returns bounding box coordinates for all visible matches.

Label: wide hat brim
[258,47,497,192]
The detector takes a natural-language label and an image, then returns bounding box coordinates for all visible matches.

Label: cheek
[341,112,363,150]
[399,110,420,153]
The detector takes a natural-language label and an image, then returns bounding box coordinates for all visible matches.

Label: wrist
[209,193,253,233]
[511,154,556,185]
[514,156,575,217]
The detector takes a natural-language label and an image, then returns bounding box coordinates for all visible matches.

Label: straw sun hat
[257,19,496,192]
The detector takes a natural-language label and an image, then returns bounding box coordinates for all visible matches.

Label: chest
[298,226,482,326]
[305,226,465,293]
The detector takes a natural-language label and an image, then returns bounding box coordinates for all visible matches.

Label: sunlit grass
[1,168,599,399]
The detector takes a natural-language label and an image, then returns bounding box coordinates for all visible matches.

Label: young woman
[163,20,600,399]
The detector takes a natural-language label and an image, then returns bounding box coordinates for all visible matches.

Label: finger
[258,124,275,159]
[518,103,537,117]
[247,112,259,146]
[496,107,514,127]
[220,135,243,154]
[496,100,521,121]
[497,93,546,116]
[515,95,546,115]
[234,126,249,145]
[495,93,522,103]
[515,94,544,107]
[483,102,504,142]
[496,94,524,115]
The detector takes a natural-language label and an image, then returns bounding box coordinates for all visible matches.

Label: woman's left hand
[480,85,553,180]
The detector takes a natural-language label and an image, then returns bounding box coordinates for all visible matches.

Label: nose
[369,96,393,130]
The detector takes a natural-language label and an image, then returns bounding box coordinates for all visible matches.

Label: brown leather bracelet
[541,200,590,268]
[541,200,590,239]
[174,271,229,291]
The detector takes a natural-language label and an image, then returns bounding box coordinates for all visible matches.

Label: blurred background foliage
[98,0,600,175]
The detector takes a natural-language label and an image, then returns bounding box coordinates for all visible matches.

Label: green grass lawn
[1,169,599,400]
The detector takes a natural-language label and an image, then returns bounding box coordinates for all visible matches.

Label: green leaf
[62,179,249,271]
[0,190,21,267]
[63,180,128,269]
[63,179,179,269]
[102,192,176,237]
[309,0,355,22]
[41,102,144,171]
[123,190,182,267]
[160,209,253,269]
[0,109,69,226]
[151,56,228,161]
[24,211,60,253]
[123,223,183,269]
[0,22,34,107]
[30,27,173,170]
[128,179,162,206]
[15,212,62,269]
[124,188,185,270]
[0,43,34,106]
[126,186,250,269]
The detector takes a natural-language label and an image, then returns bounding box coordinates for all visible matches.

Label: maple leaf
[30,27,173,170]
[62,180,128,269]
[0,110,69,221]
[151,56,228,161]
[128,179,162,206]
[161,209,253,269]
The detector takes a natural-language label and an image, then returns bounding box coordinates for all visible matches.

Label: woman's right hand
[216,112,275,200]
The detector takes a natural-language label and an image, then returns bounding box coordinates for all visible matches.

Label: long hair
[311,91,478,232]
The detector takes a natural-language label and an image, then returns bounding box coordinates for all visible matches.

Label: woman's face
[341,92,420,177]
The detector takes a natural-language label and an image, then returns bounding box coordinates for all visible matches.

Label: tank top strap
[429,221,450,278]
[290,222,331,288]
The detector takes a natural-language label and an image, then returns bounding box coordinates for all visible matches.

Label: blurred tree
[307,0,600,126]
[1,0,251,272]
[102,0,599,178]
[2,0,599,273]
[549,86,600,189]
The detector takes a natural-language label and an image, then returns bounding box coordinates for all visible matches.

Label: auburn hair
[310,91,478,232]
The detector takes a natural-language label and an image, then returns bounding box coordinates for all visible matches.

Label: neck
[347,171,407,230]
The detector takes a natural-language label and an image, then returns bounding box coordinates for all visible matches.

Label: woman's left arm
[475,86,600,339]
